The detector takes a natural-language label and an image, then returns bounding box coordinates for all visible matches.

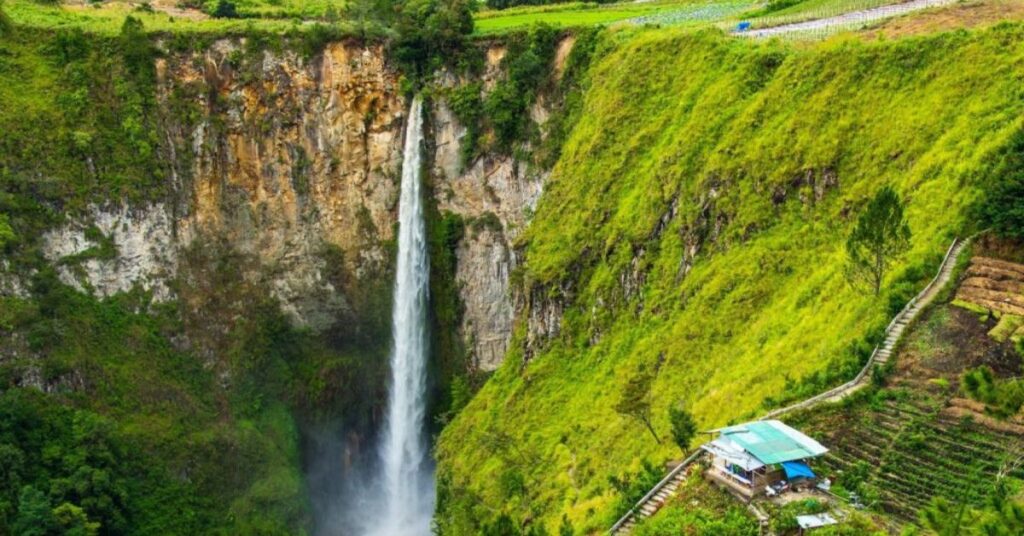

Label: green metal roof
[718,420,828,465]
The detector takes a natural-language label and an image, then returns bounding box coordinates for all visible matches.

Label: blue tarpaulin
[781,461,816,480]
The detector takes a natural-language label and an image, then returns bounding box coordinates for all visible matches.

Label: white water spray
[372,96,434,536]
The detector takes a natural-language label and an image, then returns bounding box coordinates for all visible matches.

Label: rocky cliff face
[40,40,403,337]
[431,91,545,370]
[32,37,568,373]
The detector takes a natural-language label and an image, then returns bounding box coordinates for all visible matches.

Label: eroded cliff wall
[31,36,566,374]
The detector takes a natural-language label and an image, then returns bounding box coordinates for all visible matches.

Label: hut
[701,420,828,500]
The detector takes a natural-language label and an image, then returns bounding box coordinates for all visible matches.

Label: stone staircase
[607,238,969,534]
[876,238,969,366]
[609,451,702,535]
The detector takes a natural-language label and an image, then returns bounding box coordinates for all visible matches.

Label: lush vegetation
[2,0,326,35]
[437,24,1024,532]
[975,129,1024,240]
[0,274,334,533]
[962,366,1024,418]
[0,17,390,535]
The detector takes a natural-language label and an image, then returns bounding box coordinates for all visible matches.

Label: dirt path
[737,0,958,37]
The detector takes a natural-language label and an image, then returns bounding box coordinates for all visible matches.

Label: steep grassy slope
[436,26,1024,533]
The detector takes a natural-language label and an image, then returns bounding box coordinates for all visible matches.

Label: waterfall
[372,96,434,535]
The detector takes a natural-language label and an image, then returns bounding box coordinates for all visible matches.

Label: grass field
[3,0,761,35]
[475,0,757,34]
[746,0,911,28]
[3,0,317,35]
[7,0,995,38]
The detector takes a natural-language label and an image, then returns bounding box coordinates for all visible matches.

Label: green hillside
[5,0,1024,533]
[436,25,1024,533]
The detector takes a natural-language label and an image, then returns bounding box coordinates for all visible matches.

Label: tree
[391,0,476,78]
[12,486,56,536]
[119,16,155,80]
[53,503,99,536]
[668,402,697,452]
[845,186,911,295]
[558,514,574,536]
[343,0,388,36]
[615,364,660,443]
[211,0,238,19]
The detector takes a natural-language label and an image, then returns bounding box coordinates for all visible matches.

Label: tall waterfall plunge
[372,96,434,535]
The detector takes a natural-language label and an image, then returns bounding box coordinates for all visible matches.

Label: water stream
[371,96,434,536]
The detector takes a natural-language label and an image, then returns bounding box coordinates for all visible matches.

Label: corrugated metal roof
[701,437,765,471]
[796,513,838,529]
[717,420,828,465]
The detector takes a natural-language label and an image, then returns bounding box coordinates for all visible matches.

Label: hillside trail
[736,0,958,37]
[608,238,969,535]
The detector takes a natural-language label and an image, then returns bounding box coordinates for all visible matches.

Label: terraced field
[810,392,1024,519]
[790,263,1024,524]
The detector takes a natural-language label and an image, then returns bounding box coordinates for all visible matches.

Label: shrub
[668,402,697,452]
[0,215,15,250]
[607,460,662,519]
[211,0,238,19]
[975,129,1024,239]
[962,366,1024,417]
[448,82,484,167]
[0,1,11,37]
[484,24,559,151]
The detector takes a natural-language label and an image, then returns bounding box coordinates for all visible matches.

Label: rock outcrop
[31,36,571,372]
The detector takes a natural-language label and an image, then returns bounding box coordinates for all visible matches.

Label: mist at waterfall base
[307,98,435,536]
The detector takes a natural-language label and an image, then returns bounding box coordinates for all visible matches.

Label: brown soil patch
[955,256,1024,316]
[64,0,209,21]
[862,0,1024,39]
[895,305,1009,379]
[961,276,1024,294]
[974,256,1024,276]
[975,234,1024,264]
[949,396,989,412]
[942,406,1024,435]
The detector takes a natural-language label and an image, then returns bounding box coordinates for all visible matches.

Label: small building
[797,513,839,534]
[701,419,828,501]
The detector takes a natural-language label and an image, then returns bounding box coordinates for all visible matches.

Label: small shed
[796,513,838,534]
[701,420,828,500]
